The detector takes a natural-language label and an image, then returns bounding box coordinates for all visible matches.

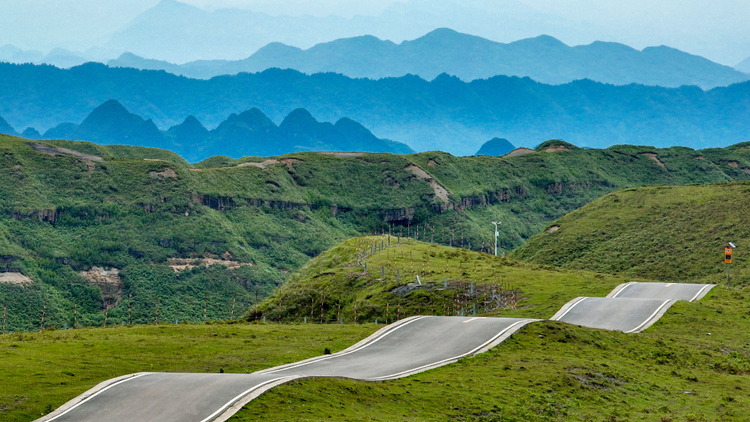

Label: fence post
[230,299,236,320]
[40,305,46,332]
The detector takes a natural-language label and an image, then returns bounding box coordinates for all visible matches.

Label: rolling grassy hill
[4,133,750,330]
[511,182,750,286]
[4,238,750,421]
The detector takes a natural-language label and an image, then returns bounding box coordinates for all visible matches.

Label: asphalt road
[552,282,715,332]
[39,282,714,422]
[40,316,538,422]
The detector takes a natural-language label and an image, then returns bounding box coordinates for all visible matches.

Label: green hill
[248,235,639,323]
[511,181,750,285]
[5,133,750,330]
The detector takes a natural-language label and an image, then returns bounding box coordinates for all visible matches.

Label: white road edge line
[462,317,483,323]
[198,377,287,422]
[369,320,529,380]
[689,285,712,302]
[625,300,672,333]
[551,297,587,321]
[264,316,427,374]
[45,373,150,422]
[611,282,636,298]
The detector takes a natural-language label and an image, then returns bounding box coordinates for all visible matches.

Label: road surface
[38,282,714,422]
[40,317,538,422]
[552,282,714,332]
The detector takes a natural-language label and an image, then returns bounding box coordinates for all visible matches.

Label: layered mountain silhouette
[475,138,515,156]
[10,100,413,161]
[737,56,750,74]
[107,28,749,89]
[0,116,18,137]
[2,62,750,156]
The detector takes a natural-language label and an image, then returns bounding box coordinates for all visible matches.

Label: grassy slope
[252,236,639,322]
[237,286,750,422]
[0,323,376,422]
[5,134,750,329]
[511,182,750,285]
[4,239,750,421]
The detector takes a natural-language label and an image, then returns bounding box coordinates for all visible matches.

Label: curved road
[38,282,713,422]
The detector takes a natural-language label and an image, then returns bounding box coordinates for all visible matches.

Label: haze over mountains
[0,100,412,161]
[106,29,748,89]
[2,62,750,156]
[737,56,750,74]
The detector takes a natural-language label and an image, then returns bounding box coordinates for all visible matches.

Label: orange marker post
[725,245,734,286]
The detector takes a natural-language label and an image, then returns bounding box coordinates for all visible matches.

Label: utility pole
[492,221,501,256]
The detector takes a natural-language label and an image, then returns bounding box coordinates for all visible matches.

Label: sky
[0,0,748,66]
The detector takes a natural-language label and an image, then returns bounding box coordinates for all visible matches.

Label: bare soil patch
[79,267,123,304]
[167,258,253,273]
[27,142,103,162]
[545,145,570,152]
[503,148,535,157]
[640,152,666,169]
[405,164,450,203]
[0,273,33,285]
[546,225,560,233]
[238,159,280,170]
[148,168,178,179]
[318,152,364,158]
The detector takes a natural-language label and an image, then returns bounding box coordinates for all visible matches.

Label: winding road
[37,282,713,422]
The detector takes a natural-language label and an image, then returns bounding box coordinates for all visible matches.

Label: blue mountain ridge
[1,62,749,156]
[0,100,414,162]
[107,28,749,89]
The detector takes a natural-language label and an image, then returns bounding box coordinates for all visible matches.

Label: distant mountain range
[475,138,515,156]
[107,28,749,89]
[737,56,750,74]
[0,100,413,161]
[1,62,749,156]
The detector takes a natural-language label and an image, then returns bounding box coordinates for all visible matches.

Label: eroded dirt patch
[79,267,123,304]
[405,164,450,203]
[695,155,706,160]
[148,168,178,179]
[167,258,253,273]
[238,159,280,169]
[27,142,103,162]
[727,161,740,168]
[546,225,560,233]
[504,148,535,157]
[640,152,666,169]
[318,152,364,158]
[0,273,33,285]
[545,145,570,152]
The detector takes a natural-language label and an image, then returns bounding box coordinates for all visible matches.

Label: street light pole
[492,222,500,256]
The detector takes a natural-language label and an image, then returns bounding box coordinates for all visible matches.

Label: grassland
[237,285,750,421]
[0,323,376,421]
[252,236,641,323]
[5,133,750,329]
[512,182,750,286]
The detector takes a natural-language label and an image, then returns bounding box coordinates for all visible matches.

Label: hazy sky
[0,0,748,66]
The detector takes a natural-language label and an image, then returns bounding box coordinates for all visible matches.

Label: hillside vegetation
[5,240,750,421]
[249,236,637,323]
[512,181,750,285]
[4,134,750,330]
